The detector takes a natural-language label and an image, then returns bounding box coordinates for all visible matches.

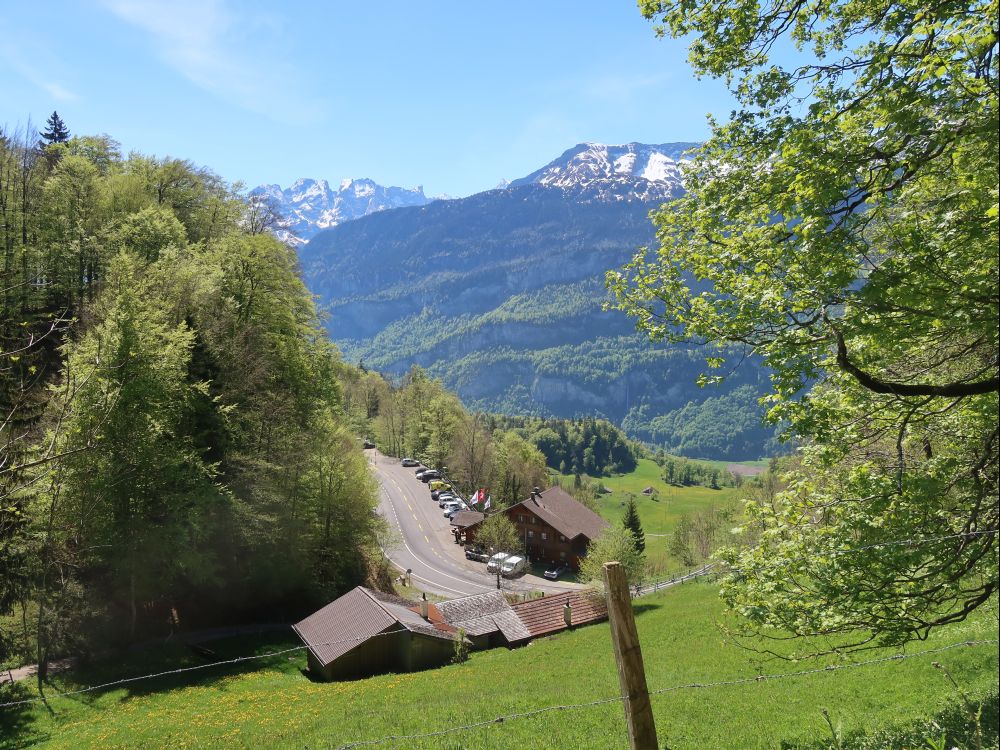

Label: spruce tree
[40,111,70,145]
[622,496,645,554]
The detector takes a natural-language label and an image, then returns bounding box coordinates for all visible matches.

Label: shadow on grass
[794,691,999,750]
[0,627,306,749]
[0,682,50,750]
[632,603,662,616]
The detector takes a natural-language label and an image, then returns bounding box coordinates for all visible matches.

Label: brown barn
[292,587,465,681]
[467,486,609,571]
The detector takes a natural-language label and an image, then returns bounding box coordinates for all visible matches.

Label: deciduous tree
[609,0,999,652]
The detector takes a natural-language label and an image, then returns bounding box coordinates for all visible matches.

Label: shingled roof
[435,590,531,643]
[293,587,458,668]
[450,510,485,529]
[511,590,608,638]
[513,486,609,542]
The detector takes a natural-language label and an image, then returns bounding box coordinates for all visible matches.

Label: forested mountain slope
[300,147,780,460]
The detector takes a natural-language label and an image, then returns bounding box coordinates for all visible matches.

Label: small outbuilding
[293,587,465,681]
[434,590,531,649]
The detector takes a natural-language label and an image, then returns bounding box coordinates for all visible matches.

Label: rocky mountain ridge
[256,141,698,244]
[251,177,431,246]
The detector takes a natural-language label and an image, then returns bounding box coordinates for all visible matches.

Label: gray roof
[435,590,531,643]
[293,587,457,667]
[513,486,609,542]
[450,510,485,528]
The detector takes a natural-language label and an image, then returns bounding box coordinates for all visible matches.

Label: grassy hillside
[3,584,996,749]
[556,458,741,571]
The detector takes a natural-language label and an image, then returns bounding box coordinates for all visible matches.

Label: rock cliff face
[297,143,777,460]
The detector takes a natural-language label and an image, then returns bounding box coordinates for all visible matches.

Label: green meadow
[3,583,996,750]
[559,458,741,572]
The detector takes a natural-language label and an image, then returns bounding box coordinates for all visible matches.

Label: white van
[500,555,526,577]
[486,552,510,574]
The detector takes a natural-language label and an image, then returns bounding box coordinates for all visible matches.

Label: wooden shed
[293,587,464,681]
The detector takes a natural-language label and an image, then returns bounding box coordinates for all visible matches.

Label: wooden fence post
[604,561,658,750]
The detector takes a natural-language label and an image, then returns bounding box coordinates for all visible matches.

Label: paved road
[373,452,582,599]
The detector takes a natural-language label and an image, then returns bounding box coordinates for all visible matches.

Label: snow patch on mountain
[509,141,698,202]
[251,177,432,246]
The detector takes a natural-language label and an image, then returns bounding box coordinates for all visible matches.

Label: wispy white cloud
[100,0,325,124]
[0,42,79,103]
[582,71,673,105]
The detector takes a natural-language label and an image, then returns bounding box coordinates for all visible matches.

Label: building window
[560,535,567,542]
[541,533,548,541]
[518,515,524,523]
[560,551,566,559]
[528,530,534,538]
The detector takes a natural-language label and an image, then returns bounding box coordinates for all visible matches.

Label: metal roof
[292,587,458,668]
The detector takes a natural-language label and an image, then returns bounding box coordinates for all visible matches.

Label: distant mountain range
[250,178,432,246]
[293,142,781,461]
[254,142,698,244]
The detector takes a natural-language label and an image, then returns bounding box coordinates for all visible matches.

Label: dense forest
[487,414,638,476]
[0,118,381,672]
[338,365,549,507]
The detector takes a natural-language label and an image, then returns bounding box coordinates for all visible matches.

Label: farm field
[2,582,996,750]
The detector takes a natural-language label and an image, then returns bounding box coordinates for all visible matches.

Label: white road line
[379,471,492,595]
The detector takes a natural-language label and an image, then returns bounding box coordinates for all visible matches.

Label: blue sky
[1,1,737,198]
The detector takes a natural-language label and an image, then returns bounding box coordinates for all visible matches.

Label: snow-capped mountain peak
[251,177,431,246]
[509,141,699,202]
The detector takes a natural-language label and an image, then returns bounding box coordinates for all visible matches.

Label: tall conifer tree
[622,497,645,554]
[40,111,70,145]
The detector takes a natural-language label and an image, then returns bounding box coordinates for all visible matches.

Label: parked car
[441,501,462,517]
[429,480,451,492]
[465,546,490,563]
[420,470,441,482]
[544,562,569,580]
[437,493,457,506]
[486,552,510,574]
[414,468,430,478]
[501,555,527,578]
[401,458,419,467]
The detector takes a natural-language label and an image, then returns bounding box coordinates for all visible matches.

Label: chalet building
[467,486,609,571]
[292,587,464,681]
[294,586,608,681]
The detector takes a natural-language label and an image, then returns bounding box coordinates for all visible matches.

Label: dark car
[414,468,430,478]
[465,547,489,563]
[362,440,376,449]
[419,470,440,482]
[544,562,569,580]
[401,458,419,467]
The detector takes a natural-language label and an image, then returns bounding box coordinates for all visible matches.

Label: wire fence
[1,528,996,725]
[333,638,1000,749]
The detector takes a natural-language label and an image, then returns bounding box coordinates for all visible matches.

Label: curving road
[372,452,582,599]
